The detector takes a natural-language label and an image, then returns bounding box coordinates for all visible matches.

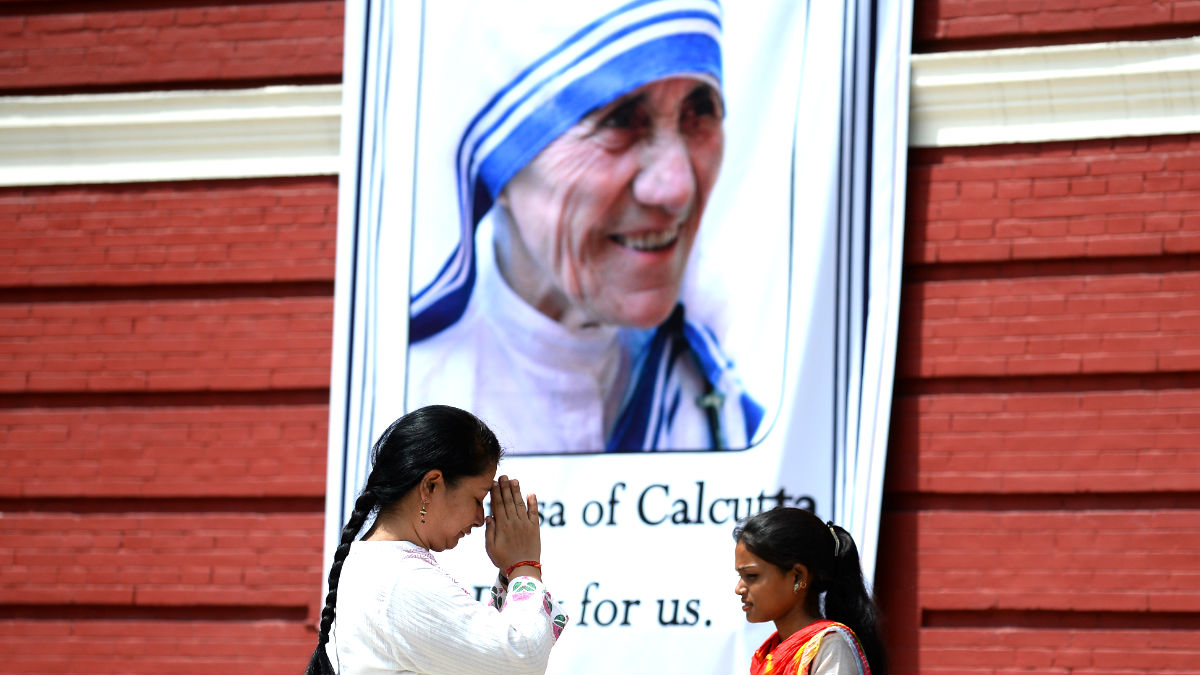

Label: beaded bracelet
[504,560,541,578]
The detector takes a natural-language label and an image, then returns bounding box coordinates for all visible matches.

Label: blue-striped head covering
[410,0,723,342]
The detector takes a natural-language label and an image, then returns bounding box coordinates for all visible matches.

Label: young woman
[304,405,567,675]
[733,508,887,675]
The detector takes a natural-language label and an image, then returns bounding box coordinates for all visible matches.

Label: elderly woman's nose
[632,134,695,214]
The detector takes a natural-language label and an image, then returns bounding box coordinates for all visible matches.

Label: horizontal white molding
[1,37,1198,186]
[0,85,341,186]
[910,36,1200,147]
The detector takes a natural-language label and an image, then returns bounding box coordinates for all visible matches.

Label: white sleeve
[809,627,869,675]
[383,565,565,675]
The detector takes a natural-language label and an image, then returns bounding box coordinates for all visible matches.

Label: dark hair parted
[304,405,503,675]
[733,507,888,675]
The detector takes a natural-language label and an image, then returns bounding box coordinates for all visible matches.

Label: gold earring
[419,500,428,524]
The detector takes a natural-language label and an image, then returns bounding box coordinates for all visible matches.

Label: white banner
[325,1,910,672]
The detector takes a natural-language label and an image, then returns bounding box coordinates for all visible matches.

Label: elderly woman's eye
[680,89,723,137]
[684,87,723,119]
[587,98,647,149]
[691,97,718,118]
[599,98,644,130]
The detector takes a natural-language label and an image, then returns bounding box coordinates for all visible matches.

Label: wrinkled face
[425,466,495,552]
[498,76,725,329]
[734,541,804,625]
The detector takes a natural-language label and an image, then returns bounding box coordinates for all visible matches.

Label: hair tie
[827,521,841,558]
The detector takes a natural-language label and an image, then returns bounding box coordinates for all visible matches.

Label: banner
[325,1,910,672]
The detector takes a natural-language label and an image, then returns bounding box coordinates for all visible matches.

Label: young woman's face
[498,76,725,329]
[733,541,805,626]
[425,466,496,551]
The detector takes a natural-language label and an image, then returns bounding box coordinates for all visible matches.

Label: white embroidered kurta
[327,541,566,675]
[406,210,760,454]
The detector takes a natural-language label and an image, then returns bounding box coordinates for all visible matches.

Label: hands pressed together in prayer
[485,475,542,581]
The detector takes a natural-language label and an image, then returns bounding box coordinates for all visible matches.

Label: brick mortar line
[883,491,1200,512]
[0,495,324,513]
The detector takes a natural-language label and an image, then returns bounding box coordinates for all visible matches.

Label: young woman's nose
[632,133,695,216]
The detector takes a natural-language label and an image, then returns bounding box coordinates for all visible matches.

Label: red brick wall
[1,180,336,286]
[875,1,1200,666]
[0,176,337,675]
[915,0,1200,51]
[0,2,342,666]
[0,1,344,93]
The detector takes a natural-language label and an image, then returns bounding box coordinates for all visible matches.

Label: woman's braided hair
[304,405,502,675]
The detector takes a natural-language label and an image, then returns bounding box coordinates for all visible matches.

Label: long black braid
[305,491,377,675]
[303,405,502,675]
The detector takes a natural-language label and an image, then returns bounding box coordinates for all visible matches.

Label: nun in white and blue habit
[405,0,763,453]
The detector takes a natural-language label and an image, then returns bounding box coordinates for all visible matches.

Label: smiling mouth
[611,226,680,252]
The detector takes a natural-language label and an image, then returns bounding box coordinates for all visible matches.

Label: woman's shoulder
[345,542,470,609]
[346,541,446,581]
[811,624,869,674]
[350,539,436,560]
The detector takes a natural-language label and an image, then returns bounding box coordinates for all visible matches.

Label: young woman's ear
[791,563,810,591]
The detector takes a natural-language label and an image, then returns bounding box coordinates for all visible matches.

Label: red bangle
[504,560,541,578]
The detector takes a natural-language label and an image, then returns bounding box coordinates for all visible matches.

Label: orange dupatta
[749,620,870,675]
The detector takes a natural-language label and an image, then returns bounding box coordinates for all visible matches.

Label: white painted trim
[910,36,1200,147]
[2,37,1198,186]
[0,85,341,186]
